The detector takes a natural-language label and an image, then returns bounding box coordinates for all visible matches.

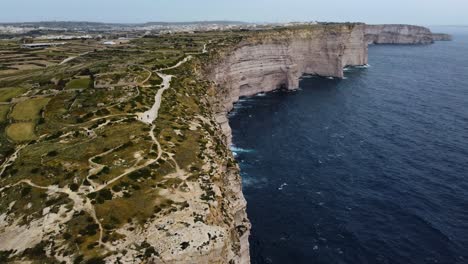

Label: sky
[2,0,467,25]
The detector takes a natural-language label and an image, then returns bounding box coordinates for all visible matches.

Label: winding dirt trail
[1,179,108,248]
[137,73,171,124]
[0,51,198,252]
[137,55,192,124]
[0,145,26,177]
[59,51,91,65]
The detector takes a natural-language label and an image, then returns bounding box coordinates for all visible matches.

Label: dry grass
[10,97,50,121]
[0,87,27,102]
[65,77,91,89]
[6,122,36,141]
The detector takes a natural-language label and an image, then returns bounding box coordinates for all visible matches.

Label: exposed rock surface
[365,24,435,44]
[209,24,368,144]
[432,33,453,41]
[204,24,449,263]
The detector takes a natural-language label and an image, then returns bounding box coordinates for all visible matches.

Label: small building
[103,41,116,45]
[21,42,66,49]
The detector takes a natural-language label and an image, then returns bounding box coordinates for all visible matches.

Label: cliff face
[432,33,453,41]
[365,24,435,44]
[210,24,368,143]
[199,23,451,264]
[205,25,369,260]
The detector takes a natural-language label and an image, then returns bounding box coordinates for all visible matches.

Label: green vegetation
[10,97,50,121]
[0,105,10,122]
[65,77,91,89]
[6,122,36,141]
[0,27,275,263]
[0,87,27,102]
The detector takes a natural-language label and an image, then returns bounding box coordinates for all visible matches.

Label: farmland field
[10,97,51,121]
[65,77,91,89]
[6,122,36,141]
[0,87,27,102]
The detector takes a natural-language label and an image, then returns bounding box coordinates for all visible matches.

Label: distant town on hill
[0,20,321,39]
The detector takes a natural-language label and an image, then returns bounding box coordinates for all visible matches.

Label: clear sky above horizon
[2,0,467,25]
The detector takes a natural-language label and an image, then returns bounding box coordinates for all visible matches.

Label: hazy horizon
[2,20,468,27]
[2,0,468,25]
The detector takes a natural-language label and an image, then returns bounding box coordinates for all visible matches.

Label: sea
[228,26,468,264]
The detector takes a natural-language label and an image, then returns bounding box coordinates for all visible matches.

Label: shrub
[86,257,105,264]
[47,150,58,157]
[21,186,32,197]
[63,233,72,240]
[98,189,112,200]
[69,183,79,192]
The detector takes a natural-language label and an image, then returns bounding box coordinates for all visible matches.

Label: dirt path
[0,145,26,177]
[138,66,152,86]
[137,55,192,124]
[159,55,192,71]
[137,73,170,124]
[59,51,91,65]
[2,179,108,249]
[0,54,193,252]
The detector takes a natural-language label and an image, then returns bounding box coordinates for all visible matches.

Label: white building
[21,42,67,49]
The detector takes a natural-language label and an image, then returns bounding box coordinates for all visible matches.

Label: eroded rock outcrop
[432,33,453,41]
[203,23,450,264]
[365,24,435,44]
[209,24,368,144]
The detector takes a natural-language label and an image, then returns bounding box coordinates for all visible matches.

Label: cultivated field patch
[0,87,27,102]
[10,97,50,121]
[6,122,36,141]
[65,77,91,89]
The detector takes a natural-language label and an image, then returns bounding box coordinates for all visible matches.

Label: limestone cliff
[202,23,450,264]
[365,24,435,44]
[200,24,371,261]
[432,33,453,41]
[208,24,368,144]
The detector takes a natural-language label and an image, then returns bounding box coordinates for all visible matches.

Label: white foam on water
[230,146,254,154]
[278,183,288,191]
[241,177,255,187]
[354,64,371,69]
[241,174,267,188]
[344,64,371,71]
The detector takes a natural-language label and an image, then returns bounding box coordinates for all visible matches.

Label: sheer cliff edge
[201,23,449,264]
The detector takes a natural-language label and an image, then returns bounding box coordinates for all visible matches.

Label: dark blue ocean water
[229,27,468,264]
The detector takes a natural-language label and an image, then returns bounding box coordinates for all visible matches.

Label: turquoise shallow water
[229,27,468,264]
